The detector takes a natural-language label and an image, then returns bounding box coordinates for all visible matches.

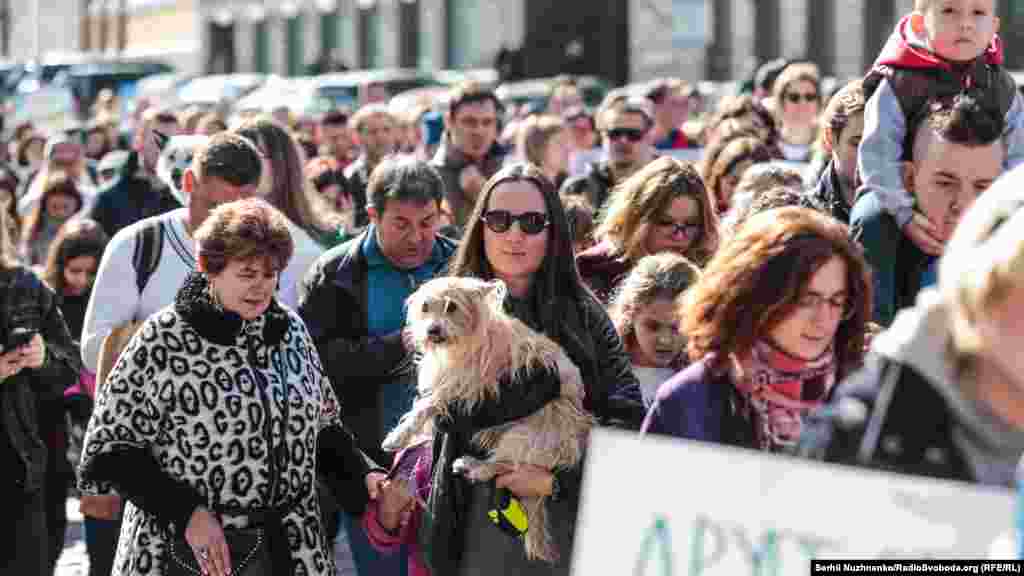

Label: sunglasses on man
[482,210,550,235]
[603,127,647,143]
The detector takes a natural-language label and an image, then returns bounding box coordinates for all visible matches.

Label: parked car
[495,75,609,113]
[177,73,267,112]
[65,60,174,118]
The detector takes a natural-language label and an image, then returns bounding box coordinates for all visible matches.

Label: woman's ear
[195,252,207,274]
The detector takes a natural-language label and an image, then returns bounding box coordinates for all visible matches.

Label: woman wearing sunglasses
[642,207,872,453]
[432,163,643,575]
[576,156,719,304]
[770,62,822,162]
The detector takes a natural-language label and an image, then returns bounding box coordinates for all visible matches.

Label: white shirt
[80,208,322,371]
[633,366,677,408]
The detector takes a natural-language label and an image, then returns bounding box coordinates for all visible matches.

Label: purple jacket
[641,357,756,448]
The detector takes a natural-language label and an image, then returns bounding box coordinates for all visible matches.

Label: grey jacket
[429,136,506,232]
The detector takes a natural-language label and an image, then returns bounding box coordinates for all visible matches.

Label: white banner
[571,429,1015,575]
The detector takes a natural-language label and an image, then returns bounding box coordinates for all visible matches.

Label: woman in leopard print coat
[78,199,384,576]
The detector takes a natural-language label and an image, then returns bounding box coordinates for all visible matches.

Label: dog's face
[406,277,506,351]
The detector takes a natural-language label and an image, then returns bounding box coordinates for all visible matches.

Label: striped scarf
[734,340,837,452]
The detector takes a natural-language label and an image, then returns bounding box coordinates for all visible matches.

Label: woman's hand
[185,507,231,576]
[495,464,554,499]
[365,471,388,500]
[0,348,24,381]
[18,333,45,369]
[376,478,415,533]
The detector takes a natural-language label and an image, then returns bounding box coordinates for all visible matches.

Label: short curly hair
[682,206,871,379]
[194,198,294,277]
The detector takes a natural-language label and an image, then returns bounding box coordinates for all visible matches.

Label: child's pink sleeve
[361,504,415,553]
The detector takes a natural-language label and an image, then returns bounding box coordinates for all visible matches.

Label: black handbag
[167,528,270,576]
[166,341,291,576]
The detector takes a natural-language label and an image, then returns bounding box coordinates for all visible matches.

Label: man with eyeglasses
[560,89,655,211]
[430,81,506,234]
[299,156,456,576]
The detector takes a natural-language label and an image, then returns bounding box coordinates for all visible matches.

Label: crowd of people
[3,0,1024,574]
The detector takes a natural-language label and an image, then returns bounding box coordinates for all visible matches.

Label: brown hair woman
[641,207,872,453]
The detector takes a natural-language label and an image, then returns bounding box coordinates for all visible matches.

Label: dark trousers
[45,450,71,571]
[0,488,49,574]
[85,516,122,576]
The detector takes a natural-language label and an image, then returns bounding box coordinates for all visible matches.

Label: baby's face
[920,0,998,63]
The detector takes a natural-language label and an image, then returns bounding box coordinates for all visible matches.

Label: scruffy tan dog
[382,276,594,562]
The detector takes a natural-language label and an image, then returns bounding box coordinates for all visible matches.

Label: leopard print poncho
[79,272,344,576]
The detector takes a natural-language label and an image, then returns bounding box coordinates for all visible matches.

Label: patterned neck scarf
[734,339,837,452]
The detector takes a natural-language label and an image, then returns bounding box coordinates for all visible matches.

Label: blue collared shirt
[362,225,447,336]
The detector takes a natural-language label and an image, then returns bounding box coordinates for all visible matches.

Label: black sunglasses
[784,92,818,104]
[656,219,702,241]
[482,210,550,235]
[604,127,647,143]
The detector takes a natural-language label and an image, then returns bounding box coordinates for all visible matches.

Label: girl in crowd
[577,157,718,303]
[15,131,45,186]
[643,207,872,453]
[21,172,84,267]
[304,155,357,245]
[436,163,643,575]
[609,252,701,407]
[43,218,108,341]
[42,218,109,575]
[771,62,822,162]
[807,79,866,225]
[561,194,596,254]
[234,116,344,251]
[701,135,779,215]
[517,114,571,189]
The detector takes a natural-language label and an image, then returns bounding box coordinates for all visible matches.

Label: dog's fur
[382,277,594,562]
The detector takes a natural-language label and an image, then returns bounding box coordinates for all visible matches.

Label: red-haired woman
[642,207,872,452]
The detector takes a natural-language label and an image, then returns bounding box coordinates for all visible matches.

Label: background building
[3,0,1024,83]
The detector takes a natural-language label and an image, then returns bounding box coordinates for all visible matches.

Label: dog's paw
[451,456,480,476]
[452,456,500,482]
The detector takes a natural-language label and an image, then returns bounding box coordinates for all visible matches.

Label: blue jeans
[339,512,407,576]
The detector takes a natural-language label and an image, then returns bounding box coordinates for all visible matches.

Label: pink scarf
[734,340,837,452]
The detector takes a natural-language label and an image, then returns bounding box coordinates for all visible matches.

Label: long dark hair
[43,218,108,297]
[447,162,590,339]
[22,172,83,244]
[233,116,341,237]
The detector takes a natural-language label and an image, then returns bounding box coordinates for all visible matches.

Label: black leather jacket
[298,229,458,464]
[0,266,80,493]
